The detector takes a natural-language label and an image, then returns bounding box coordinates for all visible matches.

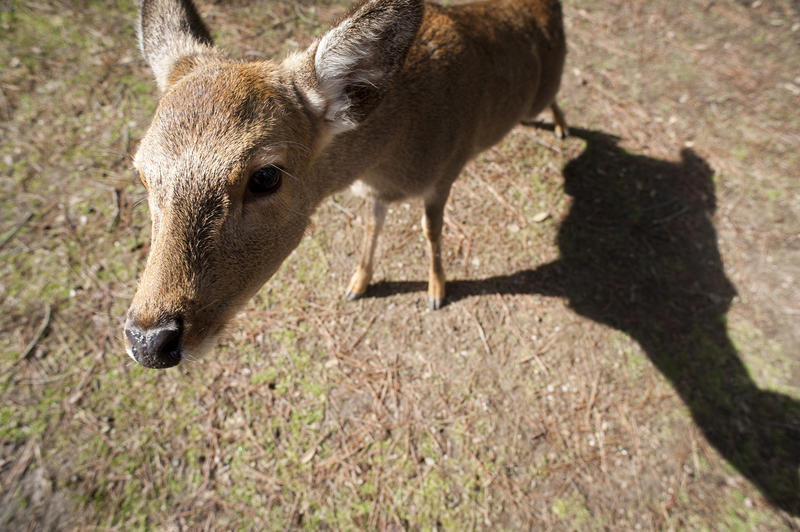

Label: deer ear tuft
[138,0,216,91]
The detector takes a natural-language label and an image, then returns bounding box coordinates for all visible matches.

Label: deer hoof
[428,296,446,310]
[346,290,364,301]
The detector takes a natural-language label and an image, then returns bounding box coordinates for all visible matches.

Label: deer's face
[126,61,316,367]
[128,0,422,367]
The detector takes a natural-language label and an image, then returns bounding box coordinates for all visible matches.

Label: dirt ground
[1,0,799,529]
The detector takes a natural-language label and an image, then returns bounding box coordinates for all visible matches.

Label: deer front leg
[422,195,447,310]
[346,198,386,300]
[551,102,569,140]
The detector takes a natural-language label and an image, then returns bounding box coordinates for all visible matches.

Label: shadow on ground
[366,127,800,515]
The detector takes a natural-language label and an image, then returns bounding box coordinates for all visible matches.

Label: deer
[124,0,569,368]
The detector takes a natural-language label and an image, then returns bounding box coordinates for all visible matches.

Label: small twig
[518,349,549,375]
[518,328,562,371]
[19,304,51,361]
[269,14,299,29]
[466,446,523,510]
[389,227,418,252]
[443,211,468,240]
[584,372,601,426]
[108,188,121,231]
[330,197,355,220]
[0,212,33,251]
[3,439,36,489]
[350,315,377,351]
[653,205,689,224]
[300,430,333,464]
[467,310,492,357]
[67,362,97,406]
[283,494,302,532]
[529,136,563,154]
[121,123,131,155]
[477,175,527,226]
[293,4,315,24]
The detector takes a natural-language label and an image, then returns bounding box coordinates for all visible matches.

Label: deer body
[125,0,568,368]
[315,0,566,198]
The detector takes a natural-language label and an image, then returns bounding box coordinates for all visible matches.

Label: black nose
[124,317,183,369]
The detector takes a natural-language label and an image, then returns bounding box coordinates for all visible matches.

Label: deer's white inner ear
[291,0,424,136]
[313,30,385,129]
[146,36,214,92]
[138,0,216,92]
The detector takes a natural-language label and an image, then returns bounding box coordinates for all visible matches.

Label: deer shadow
[366,127,800,514]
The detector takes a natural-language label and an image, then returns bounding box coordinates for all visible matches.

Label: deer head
[125,0,423,368]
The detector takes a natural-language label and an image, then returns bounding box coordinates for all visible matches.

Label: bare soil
[1,0,799,529]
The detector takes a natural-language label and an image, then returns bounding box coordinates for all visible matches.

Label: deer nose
[124,316,183,369]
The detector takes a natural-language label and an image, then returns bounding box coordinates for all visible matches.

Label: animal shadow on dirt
[367,127,800,514]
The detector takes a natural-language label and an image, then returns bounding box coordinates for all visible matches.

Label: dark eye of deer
[248,166,283,196]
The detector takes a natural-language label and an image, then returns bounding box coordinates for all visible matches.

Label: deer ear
[138,0,216,92]
[300,0,424,133]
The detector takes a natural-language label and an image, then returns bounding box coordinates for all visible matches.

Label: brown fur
[126,0,568,367]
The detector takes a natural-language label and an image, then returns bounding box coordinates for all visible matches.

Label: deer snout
[124,315,183,369]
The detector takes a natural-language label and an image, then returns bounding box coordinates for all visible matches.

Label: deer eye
[248,165,283,196]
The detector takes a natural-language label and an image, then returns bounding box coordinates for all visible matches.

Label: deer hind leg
[551,102,569,139]
[346,198,386,300]
[422,192,449,310]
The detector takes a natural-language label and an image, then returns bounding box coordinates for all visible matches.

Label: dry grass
[1,0,799,529]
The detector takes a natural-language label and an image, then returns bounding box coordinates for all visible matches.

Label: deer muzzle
[124,313,184,369]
